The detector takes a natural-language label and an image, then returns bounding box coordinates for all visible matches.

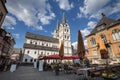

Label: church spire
[62,13,66,24]
[56,20,59,29]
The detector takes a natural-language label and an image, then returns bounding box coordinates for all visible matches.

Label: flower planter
[103,76,118,80]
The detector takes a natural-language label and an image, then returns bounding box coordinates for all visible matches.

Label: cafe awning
[39,54,79,60]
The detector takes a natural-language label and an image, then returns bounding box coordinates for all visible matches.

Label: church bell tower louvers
[53,13,72,56]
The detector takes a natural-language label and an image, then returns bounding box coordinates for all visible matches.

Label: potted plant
[102,71,118,80]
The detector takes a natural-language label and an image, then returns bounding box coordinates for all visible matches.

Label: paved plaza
[0,66,79,80]
[0,66,105,80]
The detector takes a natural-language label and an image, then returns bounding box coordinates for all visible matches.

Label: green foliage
[64,61,73,65]
[102,72,115,78]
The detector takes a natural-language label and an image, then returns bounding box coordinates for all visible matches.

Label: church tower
[53,13,72,56]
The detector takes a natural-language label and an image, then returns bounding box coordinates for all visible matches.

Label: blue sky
[2,0,120,49]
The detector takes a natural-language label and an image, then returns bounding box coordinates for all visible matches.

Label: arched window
[101,34,107,43]
[34,51,36,54]
[30,59,33,62]
[90,37,96,45]
[41,52,43,55]
[25,59,27,62]
[30,41,32,44]
[112,29,120,40]
[67,29,69,32]
[27,50,29,54]
[67,36,69,39]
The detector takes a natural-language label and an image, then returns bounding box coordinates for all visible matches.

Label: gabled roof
[87,16,119,37]
[26,32,59,43]
[96,16,115,27]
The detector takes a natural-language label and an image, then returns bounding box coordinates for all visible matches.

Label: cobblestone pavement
[0,66,105,80]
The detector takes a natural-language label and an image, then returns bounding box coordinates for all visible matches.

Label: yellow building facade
[86,15,120,64]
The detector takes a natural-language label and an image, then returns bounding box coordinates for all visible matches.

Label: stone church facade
[23,14,72,63]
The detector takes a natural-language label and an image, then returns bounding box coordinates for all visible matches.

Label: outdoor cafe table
[77,68,92,77]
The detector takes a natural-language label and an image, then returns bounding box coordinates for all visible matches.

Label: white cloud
[51,32,54,36]
[81,21,96,37]
[38,12,55,25]
[87,21,97,29]
[81,29,90,37]
[36,26,43,31]
[6,0,55,30]
[80,0,110,15]
[77,13,82,18]
[90,0,120,19]
[12,33,20,39]
[77,0,120,19]
[56,0,74,10]
[72,39,88,50]
[45,30,47,33]
[2,15,16,30]
[72,41,77,49]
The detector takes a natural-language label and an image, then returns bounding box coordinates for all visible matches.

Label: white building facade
[23,14,72,63]
[23,32,59,63]
[53,14,72,56]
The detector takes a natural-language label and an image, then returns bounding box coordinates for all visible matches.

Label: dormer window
[97,24,106,31]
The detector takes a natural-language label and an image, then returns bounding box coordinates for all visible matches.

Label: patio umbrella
[59,40,64,60]
[41,54,78,60]
[42,54,60,59]
[77,30,85,60]
[99,37,109,59]
[71,54,79,59]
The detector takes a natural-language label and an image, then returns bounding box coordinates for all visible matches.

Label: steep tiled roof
[24,43,59,51]
[87,16,120,37]
[26,32,59,43]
